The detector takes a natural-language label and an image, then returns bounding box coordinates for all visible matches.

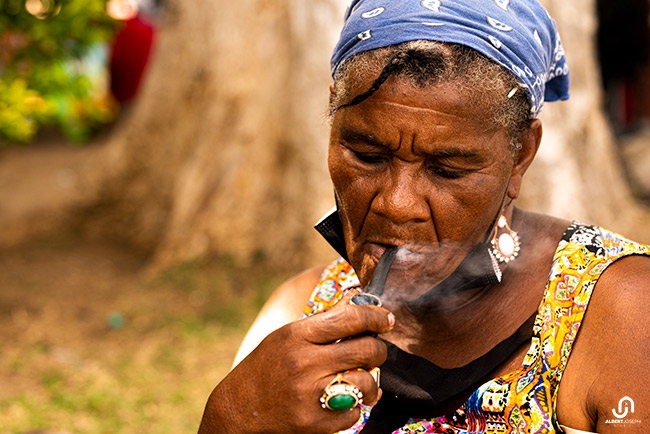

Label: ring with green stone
[320,374,363,411]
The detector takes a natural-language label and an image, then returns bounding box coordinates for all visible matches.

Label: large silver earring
[490,215,520,263]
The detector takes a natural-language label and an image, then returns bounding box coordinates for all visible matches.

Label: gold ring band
[320,374,363,411]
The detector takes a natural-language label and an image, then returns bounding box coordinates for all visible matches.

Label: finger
[299,384,362,434]
[325,335,388,372]
[309,373,362,432]
[317,369,378,413]
[317,287,363,314]
[342,368,382,407]
[299,302,395,344]
[331,287,362,308]
[316,404,361,433]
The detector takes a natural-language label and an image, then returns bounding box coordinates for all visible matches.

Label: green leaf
[0,0,120,144]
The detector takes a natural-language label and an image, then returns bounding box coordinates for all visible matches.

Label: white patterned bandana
[331,0,570,117]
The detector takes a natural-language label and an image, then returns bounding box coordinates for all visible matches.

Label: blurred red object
[109,14,155,104]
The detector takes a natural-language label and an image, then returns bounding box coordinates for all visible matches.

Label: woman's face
[328,73,525,290]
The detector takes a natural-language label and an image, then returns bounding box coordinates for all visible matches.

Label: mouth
[367,241,430,271]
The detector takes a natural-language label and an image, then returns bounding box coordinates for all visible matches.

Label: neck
[403,283,497,315]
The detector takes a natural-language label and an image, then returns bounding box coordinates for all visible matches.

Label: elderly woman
[199,1,649,433]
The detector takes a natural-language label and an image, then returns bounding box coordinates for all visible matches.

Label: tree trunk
[80,0,650,271]
[82,0,346,269]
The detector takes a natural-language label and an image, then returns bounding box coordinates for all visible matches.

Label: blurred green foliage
[0,0,119,144]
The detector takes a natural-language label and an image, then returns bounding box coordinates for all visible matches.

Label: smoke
[377,242,463,302]
[376,239,521,312]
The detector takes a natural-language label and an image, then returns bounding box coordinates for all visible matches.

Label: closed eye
[352,151,388,164]
[427,162,471,179]
[426,151,483,179]
[429,167,466,179]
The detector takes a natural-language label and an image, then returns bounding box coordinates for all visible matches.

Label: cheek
[329,155,374,238]
[328,146,382,277]
[448,177,512,245]
[328,145,377,203]
[327,147,349,191]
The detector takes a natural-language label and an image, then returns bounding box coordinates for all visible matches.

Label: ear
[508,118,542,200]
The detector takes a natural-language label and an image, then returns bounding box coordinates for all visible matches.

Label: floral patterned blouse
[303,222,649,433]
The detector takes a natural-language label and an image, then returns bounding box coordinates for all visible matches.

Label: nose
[371,163,431,224]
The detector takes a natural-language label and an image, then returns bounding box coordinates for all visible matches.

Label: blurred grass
[0,249,292,434]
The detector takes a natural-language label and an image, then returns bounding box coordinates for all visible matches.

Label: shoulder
[586,253,650,358]
[584,252,650,364]
[231,265,327,367]
[515,208,571,248]
[586,254,650,431]
[558,248,650,432]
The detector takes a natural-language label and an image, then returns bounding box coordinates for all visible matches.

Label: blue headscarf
[331,0,570,117]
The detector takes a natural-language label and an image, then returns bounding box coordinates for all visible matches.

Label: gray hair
[330,40,531,152]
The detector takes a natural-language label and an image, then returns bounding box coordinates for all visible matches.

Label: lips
[367,241,430,271]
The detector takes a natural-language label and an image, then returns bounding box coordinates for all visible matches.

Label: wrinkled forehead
[335,76,508,143]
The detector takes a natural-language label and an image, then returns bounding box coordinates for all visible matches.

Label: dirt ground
[0,138,286,433]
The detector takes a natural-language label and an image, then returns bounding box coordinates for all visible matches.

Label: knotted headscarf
[331,0,570,117]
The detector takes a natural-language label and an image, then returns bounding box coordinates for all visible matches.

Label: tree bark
[83,0,346,269]
[80,0,650,270]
